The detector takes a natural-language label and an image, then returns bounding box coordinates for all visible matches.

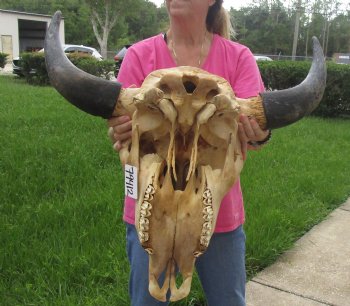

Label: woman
[109,0,270,305]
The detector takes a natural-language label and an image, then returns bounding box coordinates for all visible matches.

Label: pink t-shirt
[117,34,264,233]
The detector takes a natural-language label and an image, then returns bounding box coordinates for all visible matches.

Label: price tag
[125,164,138,199]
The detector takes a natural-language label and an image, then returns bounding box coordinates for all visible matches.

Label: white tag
[125,164,138,200]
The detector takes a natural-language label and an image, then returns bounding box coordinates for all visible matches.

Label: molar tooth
[201,230,210,236]
[203,206,213,215]
[140,224,149,231]
[145,185,155,195]
[193,251,203,258]
[200,236,209,247]
[145,248,154,255]
[140,208,151,217]
[139,218,149,231]
[140,217,149,225]
[141,201,151,210]
[203,222,211,230]
[144,193,154,201]
[203,214,212,221]
[139,231,149,242]
[203,198,212,205]
[203,189,212,199]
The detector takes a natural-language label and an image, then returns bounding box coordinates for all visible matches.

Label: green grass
[1,75,349,305]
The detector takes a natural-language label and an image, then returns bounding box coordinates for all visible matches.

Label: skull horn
[260,36,326,129]
[44,11,122,119]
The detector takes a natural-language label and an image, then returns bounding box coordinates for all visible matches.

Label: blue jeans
[126,223,246,306]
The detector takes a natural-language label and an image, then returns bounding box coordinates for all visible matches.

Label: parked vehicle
[12,44,103,76]
[254,55,273,61]
[61,44,103,60]
[12,57,24,76]
[114,44,131,74]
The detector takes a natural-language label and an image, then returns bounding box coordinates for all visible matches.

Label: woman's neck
[168,20,207,46]
[167,21,212,67]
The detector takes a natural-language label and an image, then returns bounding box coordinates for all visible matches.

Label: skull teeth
[145,248,154,255]
[193,251,203,258]
[200,188,213,248]
[138,184,155,243]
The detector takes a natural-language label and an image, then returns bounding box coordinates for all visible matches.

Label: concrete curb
[246,198,350,306]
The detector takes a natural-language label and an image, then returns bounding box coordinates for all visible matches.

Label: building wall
[0,10,65,60]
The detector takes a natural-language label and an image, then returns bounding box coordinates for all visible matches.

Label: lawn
[1,75,349,305]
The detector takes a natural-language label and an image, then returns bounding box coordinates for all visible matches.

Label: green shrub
[97,59,116,80]
[319,63,350,117]
[68,53,115,80]
[0,52,9,68]
[21,52,48,85]
[258,61,350,118]
[19,52,115,85]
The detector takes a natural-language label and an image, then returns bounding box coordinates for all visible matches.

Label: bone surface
[119,67,244,301]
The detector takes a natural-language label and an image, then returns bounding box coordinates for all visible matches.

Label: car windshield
[64,46,93,55]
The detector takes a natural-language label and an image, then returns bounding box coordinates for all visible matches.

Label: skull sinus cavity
[119,67,244,302]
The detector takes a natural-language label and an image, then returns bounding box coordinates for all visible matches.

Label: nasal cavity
[183,81,196,93]
[182,75,199,93]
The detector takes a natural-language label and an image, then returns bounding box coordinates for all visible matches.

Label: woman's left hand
[238,114,270,160]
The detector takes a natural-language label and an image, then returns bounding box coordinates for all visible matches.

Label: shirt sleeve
[231,47,265,99]
[116,47,146,88]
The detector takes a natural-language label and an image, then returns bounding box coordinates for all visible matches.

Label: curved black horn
[45,11,121,118]
[260,37,327,129]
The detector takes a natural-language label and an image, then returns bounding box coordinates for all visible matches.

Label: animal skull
[119,67,244,301]
[44,11,327,302]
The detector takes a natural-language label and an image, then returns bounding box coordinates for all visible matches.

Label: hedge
[0,52,9,68]
[258,61,350,118]
[16,52,350,118]
[19,52,115,85]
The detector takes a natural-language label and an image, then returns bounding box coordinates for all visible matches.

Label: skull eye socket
[159,84,171,95]
[206,89,219,101]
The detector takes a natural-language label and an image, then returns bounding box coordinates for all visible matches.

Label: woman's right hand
[108,115,132,152]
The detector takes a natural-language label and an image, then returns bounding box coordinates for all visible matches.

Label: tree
[84,0,138,58]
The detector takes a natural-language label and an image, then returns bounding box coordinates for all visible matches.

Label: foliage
[84,0,127,58]
[231,0,350,57]
[19,52,115,85]
[232,1,293,55]
[0,52,9,68]
[1,0,349,57]
[20,52,49,85]
[318,62,350,117]
[257,60,350,117]
[0,0,167,54]
[68,53,115,80]
[0,75,349,304]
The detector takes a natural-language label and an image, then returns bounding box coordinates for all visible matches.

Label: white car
[62,44,103,60]
[254,55,273,61]
[12,44,103,76]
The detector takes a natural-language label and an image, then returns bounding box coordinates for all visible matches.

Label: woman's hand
[107,115,132,152]
[238,114,270,160]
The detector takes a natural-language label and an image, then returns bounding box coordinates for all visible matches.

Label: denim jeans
[126,223,246,306]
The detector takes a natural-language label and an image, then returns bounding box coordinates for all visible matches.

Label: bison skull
[119,67,244,301]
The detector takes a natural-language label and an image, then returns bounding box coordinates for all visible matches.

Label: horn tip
[53,10,62,21]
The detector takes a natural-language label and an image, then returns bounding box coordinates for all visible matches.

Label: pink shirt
[117,34,264,233]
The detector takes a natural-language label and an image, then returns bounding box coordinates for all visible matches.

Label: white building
[0,9,65,61]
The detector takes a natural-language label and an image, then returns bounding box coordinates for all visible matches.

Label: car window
[65,46,93,55]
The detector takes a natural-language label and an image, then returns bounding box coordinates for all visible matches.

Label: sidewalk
[0,63,13,75]
[246,197,350,306]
